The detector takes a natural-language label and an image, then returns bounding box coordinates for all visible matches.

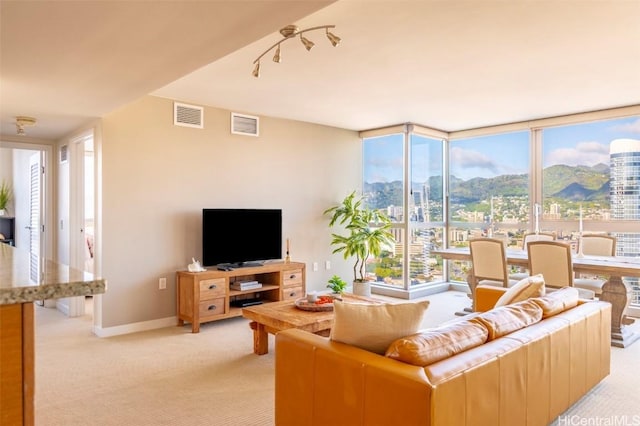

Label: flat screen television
[202,208,282,267]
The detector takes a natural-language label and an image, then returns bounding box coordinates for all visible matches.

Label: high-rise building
[609,138,640,304]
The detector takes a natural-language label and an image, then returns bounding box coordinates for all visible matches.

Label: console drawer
[282,286,303,301]
[283,269,303,287]
[199,278,226,299]
[199,297,226,318]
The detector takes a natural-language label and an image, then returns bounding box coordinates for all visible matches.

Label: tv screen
[202,208,282,267]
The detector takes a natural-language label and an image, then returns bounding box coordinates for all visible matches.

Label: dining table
[432,246,640,348]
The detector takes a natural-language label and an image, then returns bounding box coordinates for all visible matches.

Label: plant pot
[0,209,5,216]
[353,280,371,297]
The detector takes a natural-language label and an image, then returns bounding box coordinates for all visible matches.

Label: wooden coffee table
[242,293,382,355]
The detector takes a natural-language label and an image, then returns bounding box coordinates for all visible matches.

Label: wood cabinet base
[176,262,306,333]
[0,302,34,426]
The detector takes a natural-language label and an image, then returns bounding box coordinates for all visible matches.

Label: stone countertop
[0,244,106,305]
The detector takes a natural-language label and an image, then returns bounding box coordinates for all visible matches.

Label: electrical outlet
[325,261,331,270]
[159,277,167,290]
[313,262,318,272]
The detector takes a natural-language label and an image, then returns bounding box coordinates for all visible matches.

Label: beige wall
[100,95,361,329]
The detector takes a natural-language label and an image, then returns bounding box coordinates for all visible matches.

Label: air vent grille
[231,113,259,137]
[60,145,68,163]
[174,102,203,128]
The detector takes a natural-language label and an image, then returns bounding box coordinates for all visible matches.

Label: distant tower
[610,138,640,304]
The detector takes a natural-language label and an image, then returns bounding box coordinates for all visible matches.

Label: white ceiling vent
[174,102,203,129]
[231,112,259,137]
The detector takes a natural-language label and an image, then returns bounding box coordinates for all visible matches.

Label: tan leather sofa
[275,294,611,426]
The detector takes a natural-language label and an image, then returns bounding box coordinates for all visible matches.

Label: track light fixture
[252,24,341,78]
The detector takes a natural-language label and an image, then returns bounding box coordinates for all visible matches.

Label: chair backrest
[522,232,555,250]
[580,234,616,256]
[527,240,573,288]
[469,237,509,286]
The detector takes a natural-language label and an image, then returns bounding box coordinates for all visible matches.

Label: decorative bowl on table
[294,294,340,311]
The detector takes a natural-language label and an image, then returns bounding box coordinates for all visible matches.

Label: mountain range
[364,163,611,208]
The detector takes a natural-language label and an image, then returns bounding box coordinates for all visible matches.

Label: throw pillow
[530,286,580,318]
[494,274,546,308]
[330,300,430,354]
[385,320,489,366]
[470,299,543,341]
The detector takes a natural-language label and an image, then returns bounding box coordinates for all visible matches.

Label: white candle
[579,206,583,234]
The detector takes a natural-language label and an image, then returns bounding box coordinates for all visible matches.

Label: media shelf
[176,261,305,333]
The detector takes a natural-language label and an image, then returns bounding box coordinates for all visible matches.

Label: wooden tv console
[176,261,306,333]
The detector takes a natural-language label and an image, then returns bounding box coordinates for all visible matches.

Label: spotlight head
[300,35,314,51]
[326,30,341,47]
[252,62,260,78]
[273,45,281,63]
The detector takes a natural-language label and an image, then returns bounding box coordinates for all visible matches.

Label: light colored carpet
[34,292,639,425]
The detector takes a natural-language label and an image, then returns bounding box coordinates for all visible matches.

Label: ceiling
[2,1,639,141]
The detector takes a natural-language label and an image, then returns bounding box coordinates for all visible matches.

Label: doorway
[0,142,51,260]
[64,133,96,317]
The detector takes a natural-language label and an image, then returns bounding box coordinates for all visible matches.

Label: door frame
[0,140,53,261]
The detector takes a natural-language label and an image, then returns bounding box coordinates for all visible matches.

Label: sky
[363,116,640,182]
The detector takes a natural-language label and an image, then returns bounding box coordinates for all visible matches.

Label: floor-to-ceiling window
[541,116,640,305]
[361,108,640,309]
[447,131,529,281]
[362,126,446,296]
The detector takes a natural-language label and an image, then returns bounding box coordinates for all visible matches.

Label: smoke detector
[16,116,37,135]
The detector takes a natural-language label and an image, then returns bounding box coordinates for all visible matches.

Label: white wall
[0,147,12,185]
[99,95,361,329]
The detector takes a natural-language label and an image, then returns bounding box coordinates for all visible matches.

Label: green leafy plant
[326,275,347,294]
[324,191,394,282]
[0,180,12,211]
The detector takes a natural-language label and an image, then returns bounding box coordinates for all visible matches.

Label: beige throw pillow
[494,274,546,307]
[330,300,430,354]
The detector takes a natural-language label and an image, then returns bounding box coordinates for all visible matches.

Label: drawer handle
[208,284,217,290]
[289,292,296,297]
[289,274,296,279]
[208,305,217,311]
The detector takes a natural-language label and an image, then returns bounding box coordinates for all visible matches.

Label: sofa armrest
[475,285,507,312]
[275,328,433,426]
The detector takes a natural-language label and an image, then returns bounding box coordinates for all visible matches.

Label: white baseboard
[93,316,177,337]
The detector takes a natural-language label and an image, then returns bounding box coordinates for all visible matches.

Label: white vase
[353,280,371,297]
[0,209,5,216]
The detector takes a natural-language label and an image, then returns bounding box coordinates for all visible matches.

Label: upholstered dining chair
[573,234,617,296]
[579,233,616,256]
[527,240,574,289]
[468,238,519,309]
[510,232,556,280]
[527,240,595,299]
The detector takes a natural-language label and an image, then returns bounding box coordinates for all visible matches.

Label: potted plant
[0,180,12,216]
[326,275,347,295]
[324,191,394,296]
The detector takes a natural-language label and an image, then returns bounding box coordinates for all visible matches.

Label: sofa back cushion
[530,286,580,318]
[330,300,430,354]
[495,274,546,307]
[385,320,489,366]
[470,299,543,341]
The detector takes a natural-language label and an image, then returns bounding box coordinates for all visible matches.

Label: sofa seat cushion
[330,300,430,354]
[385,320,489,366]
[470,299,543,341]
[495,274,546,307]
[530,286,580,318]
